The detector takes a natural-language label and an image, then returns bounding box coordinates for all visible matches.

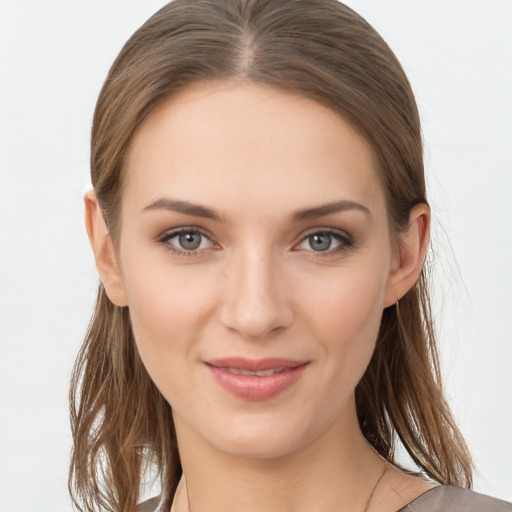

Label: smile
[205,358,309,401]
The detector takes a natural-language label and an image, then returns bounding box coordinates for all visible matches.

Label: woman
[69,1,511,511]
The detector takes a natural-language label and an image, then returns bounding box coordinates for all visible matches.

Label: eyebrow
[292,200,371,221]
[142,198,371,222]
[142,198,224,222]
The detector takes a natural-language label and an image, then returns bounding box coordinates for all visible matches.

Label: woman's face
[112,82,400,458]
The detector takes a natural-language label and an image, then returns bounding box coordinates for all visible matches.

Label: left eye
[297,231,349,253]
[160,229,214,252]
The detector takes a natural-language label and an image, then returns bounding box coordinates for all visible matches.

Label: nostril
[219,291,293,340]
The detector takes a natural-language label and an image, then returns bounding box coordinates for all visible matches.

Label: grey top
[139,486,512,511]
[397,486,512,511]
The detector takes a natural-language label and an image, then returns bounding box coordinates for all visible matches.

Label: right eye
[158,228,215,256]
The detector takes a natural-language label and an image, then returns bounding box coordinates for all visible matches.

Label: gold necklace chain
[175,464,388,512]
[363,465,388,512]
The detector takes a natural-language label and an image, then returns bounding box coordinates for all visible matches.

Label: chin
[213,428,309,460]
[187,406,333,461]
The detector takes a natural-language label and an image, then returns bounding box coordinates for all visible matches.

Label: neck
[173,398,386,512]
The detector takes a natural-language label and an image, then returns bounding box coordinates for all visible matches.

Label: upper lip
[205,357,308,371]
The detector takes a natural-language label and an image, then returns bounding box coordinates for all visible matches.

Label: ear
[383,203,430,307]
[84,190,128,307]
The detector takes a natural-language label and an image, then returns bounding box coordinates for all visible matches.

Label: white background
[0,1,511,510]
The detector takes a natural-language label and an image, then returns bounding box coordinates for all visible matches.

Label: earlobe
[84,190,128,307]
[383,203,430,307]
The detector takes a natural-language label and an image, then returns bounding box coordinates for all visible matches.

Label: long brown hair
[70,1,472,510]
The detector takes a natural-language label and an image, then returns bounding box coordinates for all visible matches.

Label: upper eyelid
[158,226,214,241]
[297,227,352,242]
[300,226,350,236]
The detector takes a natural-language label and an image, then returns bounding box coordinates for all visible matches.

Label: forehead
[123,81,386,221]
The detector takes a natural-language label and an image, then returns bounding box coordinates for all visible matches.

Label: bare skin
[86,82,433,511]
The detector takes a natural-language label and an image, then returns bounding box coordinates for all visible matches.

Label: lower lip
[206,363,309,401]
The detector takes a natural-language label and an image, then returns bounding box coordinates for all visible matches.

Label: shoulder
[399,486,512,512]
[136,495,162,512]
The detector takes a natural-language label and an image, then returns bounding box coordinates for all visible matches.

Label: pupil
[179,232,201,250]
[310,233,331,251]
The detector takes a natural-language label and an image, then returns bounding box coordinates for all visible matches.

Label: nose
[219,250,294,340]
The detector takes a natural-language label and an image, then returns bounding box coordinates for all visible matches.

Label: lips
[205,358,309,401]
[220,367,286,377]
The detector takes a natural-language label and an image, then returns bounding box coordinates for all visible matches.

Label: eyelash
[296,228,354,258]
[157,227,354,258]
[157,227,215,257]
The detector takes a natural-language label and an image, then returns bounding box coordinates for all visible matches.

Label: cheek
[307,262,387,334]
[304,262,388,383]
[120,251,218,380]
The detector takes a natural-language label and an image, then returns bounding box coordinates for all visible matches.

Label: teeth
[224,367,285,376]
